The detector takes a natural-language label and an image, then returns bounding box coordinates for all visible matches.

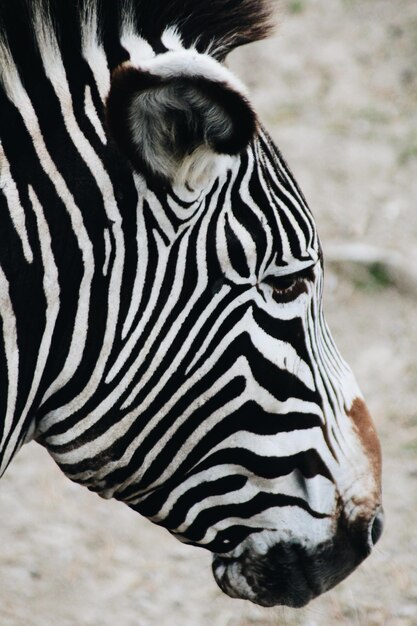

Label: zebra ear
[106,53,257,186]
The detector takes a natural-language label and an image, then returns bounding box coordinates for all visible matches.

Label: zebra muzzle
[212,508,384,608]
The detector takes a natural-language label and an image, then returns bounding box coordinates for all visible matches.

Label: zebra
[0,0,383,609]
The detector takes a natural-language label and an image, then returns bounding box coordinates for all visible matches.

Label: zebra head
[0,0,382,610]
[103,40,383,607]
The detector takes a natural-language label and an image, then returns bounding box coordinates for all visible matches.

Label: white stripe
[0,187,60,473]
[121,176,148,340]
[248,309,315,391]
[103,228,111,276]
[11,187,60,432]
[185,289,253,375]
[166,189,204,222]
[61,354,323,491]
[43,179,231,462]
[0,266,19,474]
[237,154,275,280]
[119,361,319,496]
[84,85,107,144]
[173,472,333,534]
[216,155,255,285]
[146,188,176,241]
[0,141,33,263]
[0,143,33,264]
[106,228,168,382]
[118,178,228,410]
[257,134,317,257]
[80,2,111,102]
[198,507,333,548]
[56,356,249,478]
[33,18,125,417]
[0,40,95,408]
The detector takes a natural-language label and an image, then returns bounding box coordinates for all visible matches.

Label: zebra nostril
[369,509,384,547]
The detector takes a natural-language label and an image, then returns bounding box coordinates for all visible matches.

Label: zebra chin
[211,510,384,607]
[212,554,315,608]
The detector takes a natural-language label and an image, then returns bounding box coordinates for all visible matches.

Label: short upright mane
[0,0,275,50]
[131,0,275,59]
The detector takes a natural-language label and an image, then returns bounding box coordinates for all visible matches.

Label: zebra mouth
[211,510,380,608]
[211,552,317,608]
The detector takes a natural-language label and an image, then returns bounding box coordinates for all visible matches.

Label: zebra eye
[263,266,315,301]
[267,274,296,291]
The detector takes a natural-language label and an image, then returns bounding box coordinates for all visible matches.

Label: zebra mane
[0,0,275,65]
[129,0,275,59]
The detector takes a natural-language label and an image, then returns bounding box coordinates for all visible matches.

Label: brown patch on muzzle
[348,398,382,483]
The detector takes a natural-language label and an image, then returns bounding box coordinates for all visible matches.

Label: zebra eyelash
[263,265,315,301]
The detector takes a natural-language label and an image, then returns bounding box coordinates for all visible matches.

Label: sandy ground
[1,1,417,624]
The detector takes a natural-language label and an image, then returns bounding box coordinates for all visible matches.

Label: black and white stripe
[0,0,382,608]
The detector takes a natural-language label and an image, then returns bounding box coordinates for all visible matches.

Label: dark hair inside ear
[145,77,257,157]
[188,77,257,154]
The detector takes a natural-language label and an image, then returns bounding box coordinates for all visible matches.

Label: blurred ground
[1,0,417,624]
